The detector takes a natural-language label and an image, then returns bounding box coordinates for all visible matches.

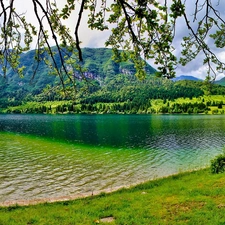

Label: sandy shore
[0,184,131,207]
[0,169,201,207]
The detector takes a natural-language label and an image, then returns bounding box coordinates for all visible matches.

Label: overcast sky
[13,0,225,80]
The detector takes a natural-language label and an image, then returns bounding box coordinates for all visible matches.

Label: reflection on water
[0,114,225,204]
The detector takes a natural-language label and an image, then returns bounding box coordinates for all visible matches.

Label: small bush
[211,151,225,174]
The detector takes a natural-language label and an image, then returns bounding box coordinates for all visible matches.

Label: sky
[13,0,225,81]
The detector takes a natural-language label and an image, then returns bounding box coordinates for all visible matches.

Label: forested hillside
[0,47,155,107]
[1,47,225,115]
[4,72,225,115]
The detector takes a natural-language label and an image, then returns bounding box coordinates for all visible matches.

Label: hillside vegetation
[1,47,225,114]
[0,48,155,108]
[3,76,225,115]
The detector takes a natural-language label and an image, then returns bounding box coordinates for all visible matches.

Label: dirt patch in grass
[165,201,206,216]
[99,216,115,223]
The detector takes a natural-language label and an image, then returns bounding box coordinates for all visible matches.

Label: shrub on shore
[211,149,225,174]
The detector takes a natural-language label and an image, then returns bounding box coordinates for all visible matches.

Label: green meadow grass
[1,168,225,225]
[150,95,225,114]
[3,95,225,115]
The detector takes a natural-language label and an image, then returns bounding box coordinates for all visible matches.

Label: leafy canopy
[0,0,225,86]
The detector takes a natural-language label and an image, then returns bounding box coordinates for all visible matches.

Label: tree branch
[75,0,86,61]
[118,0,138,45]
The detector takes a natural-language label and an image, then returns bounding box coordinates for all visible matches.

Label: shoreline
[2,168,224,225]
[0,184,133,207]
[0,168,204,207]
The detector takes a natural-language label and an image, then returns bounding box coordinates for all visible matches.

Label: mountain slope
[215,77,225,86]
[0,48,156,106]
[172,75,201,81]
[2,48,225,111]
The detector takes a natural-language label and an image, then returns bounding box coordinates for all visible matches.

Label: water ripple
[1,115,225,205]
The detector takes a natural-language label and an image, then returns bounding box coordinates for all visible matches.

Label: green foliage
[211,149,225,174]
[4,72,225,115]
[1,1,225,83]
[2,47,225,114]
[0,47,155,107]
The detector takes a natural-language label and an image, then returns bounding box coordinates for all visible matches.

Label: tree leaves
[0,0,225,88]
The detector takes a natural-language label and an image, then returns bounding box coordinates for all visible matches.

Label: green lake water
[0,114,225,204]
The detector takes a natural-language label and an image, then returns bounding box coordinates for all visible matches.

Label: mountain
[80,48,156,78]
[172,75,201,81]
[2,47,225,111]
[215,77,225,86]
[0,47,156,107]
[6,47,156,82]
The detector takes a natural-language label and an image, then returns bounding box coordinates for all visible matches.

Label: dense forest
[1,48,225,115]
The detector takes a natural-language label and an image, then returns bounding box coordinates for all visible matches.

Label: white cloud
[13,0,109,48]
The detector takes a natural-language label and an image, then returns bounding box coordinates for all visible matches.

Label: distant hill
[173,75,225,86]
[172,75,201,81]
[215,77,225,86]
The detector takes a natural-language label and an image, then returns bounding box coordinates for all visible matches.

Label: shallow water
[0,114,225,204]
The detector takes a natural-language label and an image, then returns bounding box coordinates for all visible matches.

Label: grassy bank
[1,168,225,224]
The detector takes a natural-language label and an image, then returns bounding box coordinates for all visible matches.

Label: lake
[0,114,225,205]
